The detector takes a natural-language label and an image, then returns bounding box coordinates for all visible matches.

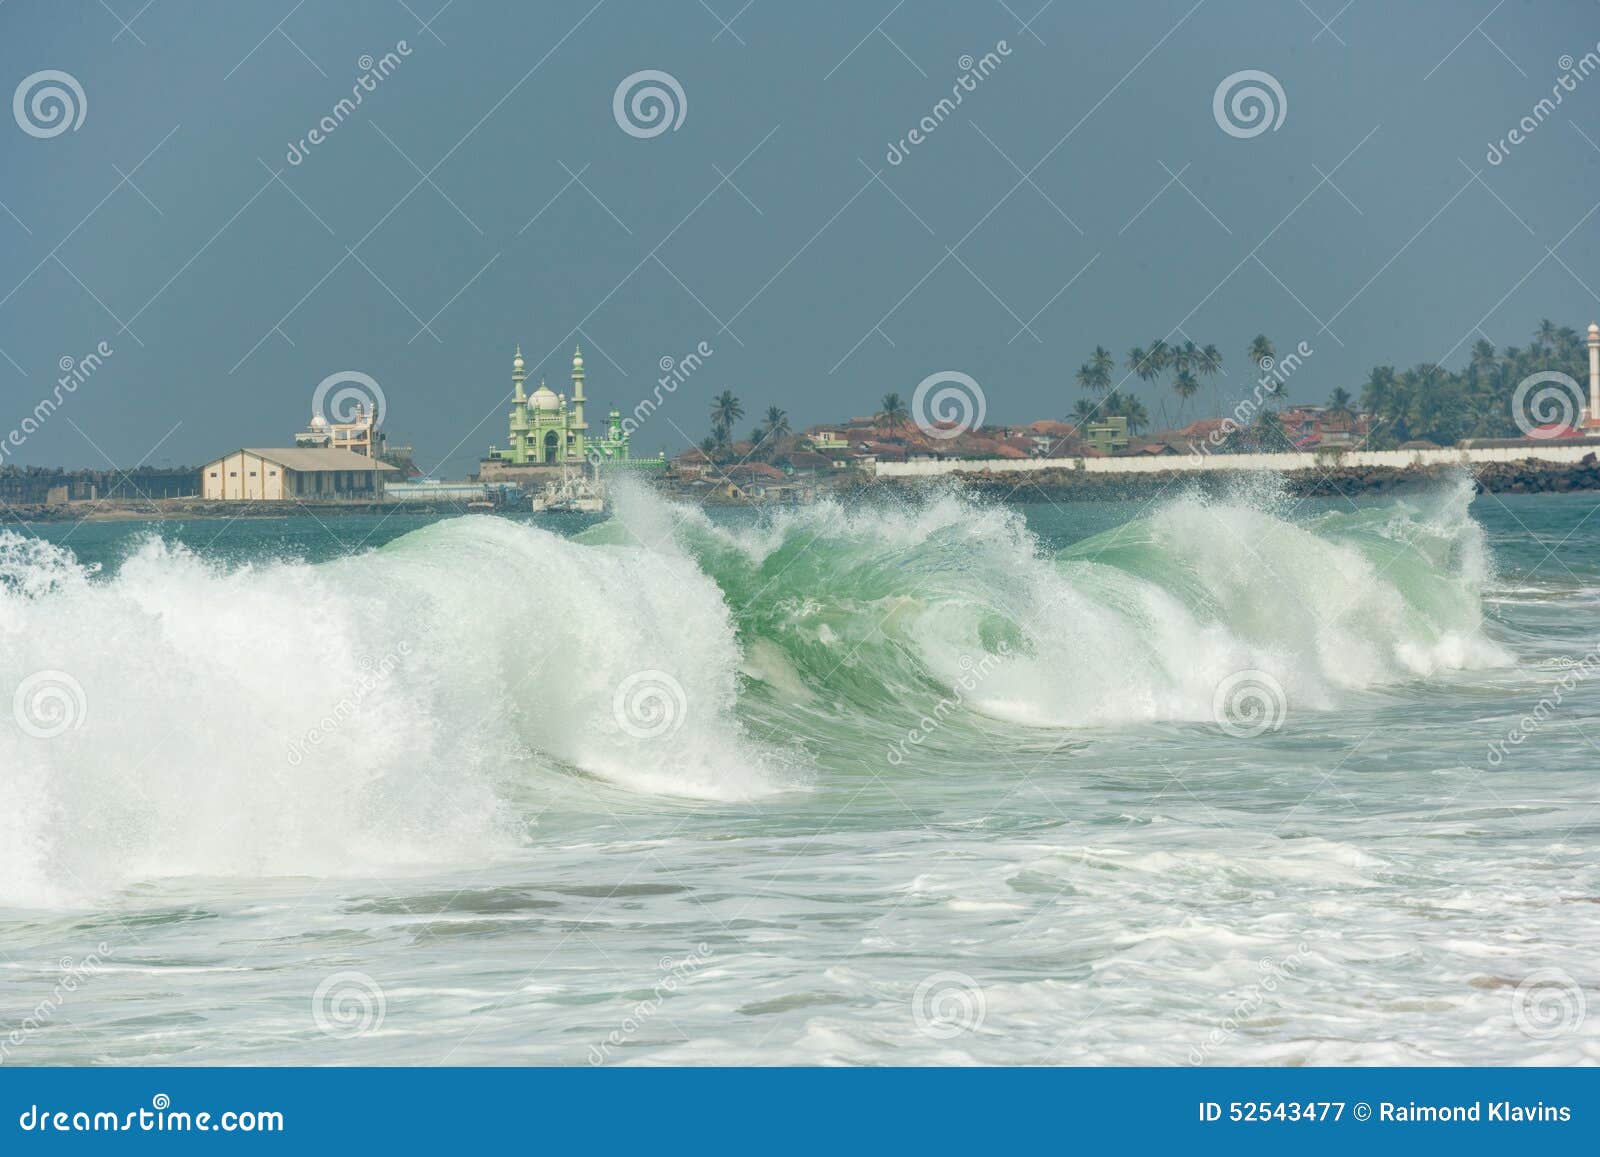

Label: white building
[201,447,397,501]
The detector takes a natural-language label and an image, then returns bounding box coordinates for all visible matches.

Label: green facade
[489,345,635,466]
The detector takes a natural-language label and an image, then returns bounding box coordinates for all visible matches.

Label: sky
[2,0,1599,477]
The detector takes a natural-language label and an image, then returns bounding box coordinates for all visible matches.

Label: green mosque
[485,345,660,471]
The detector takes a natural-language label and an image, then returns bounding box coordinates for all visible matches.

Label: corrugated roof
[232,448,399,472]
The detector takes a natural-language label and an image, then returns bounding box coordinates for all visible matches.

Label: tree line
[1075,321,1590,450]
[691,319,1591,464]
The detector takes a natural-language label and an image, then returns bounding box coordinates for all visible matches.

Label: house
[780,450,835,474]
[808,429,851,451]
[200,447,396,501]
[671,448,713,478]
[1082,416,1130,455]
[1177,418,1230,442]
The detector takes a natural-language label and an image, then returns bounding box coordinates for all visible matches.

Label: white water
[0,516,786,908]
[0,482,1510,907]
[1,486,1595,1066]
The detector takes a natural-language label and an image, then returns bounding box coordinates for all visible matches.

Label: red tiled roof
[727,462,785,479]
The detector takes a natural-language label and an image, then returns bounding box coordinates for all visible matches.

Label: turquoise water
[1,478,1596,1064]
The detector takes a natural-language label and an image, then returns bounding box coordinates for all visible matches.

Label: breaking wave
[0,475,1506,904]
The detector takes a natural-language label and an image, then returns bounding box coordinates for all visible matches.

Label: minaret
[570,345,588,431]
[570,343,588,459]
[510,346,529,464]
[1588,323,1599,432]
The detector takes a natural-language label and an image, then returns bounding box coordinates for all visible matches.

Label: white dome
[309,414,328,428]
[531,386,561,411]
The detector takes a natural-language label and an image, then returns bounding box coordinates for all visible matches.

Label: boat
[530,460,608,513]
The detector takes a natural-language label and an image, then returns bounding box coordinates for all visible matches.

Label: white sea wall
[873,443,1600,477]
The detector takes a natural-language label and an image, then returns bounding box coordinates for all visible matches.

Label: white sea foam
[639,475,1509,733]
[0,517,787,906]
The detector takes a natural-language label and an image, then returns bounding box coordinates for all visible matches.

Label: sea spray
[0,517,789,906]
[600,474,1507,736]
[0,476,1509,904]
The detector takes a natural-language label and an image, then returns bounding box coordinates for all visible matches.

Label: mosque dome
[530,380,561,411]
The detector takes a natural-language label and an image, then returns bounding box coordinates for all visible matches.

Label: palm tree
[1091,345,1115,385]
[709,390,743,430]
[1104,392,1150,435]
[1359,366,1403,445]
[1536,318,1558,356]
[878,392,909,428]
[763,405,790,439]
[1469,339,1497,378]
[699,435,717,456]
[1326,386,1354,421]
[1126,346,1150,382]
[1171,340,1199,377]
[1254,408,1288,451]
[1070,397,1100,426]
[1171,369,1200,422]
[1075,351,1111,395]
[1248,334,1276,373]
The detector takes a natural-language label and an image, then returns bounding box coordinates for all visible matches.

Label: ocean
[1,476,1596,1065]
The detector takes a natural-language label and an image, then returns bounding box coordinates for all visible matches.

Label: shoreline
[6,455,1600,524]
[872,454,1600,502]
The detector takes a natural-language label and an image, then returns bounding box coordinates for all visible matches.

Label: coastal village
[6,321,1600,517]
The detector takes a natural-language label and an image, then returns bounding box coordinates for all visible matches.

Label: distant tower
[508,346,531,463]
[1588,323,1600,432]
[570,344,588,459]
[571,345,588,428]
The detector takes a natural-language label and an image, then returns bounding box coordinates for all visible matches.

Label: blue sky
[2,0,1598,475]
